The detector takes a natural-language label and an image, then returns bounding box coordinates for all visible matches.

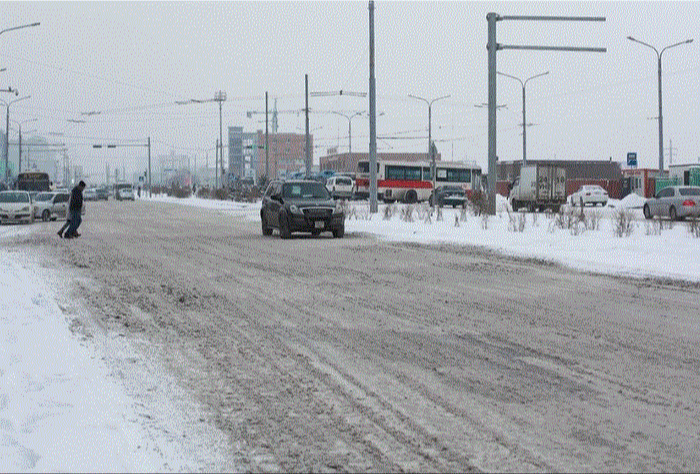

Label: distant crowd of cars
[0,184,135,225]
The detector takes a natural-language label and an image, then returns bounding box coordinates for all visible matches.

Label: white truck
[509,164,567,212]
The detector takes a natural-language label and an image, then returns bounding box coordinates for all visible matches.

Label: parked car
[33,191,70,221]
[430,185,467,208]
[84,188,98,201]
[325,175,355,200]
[96,187,109,200]
[643,186,700,221]
[0,190,35,224]
[115,185,135,201]
[569,185,609,207]
[261,179,345,239]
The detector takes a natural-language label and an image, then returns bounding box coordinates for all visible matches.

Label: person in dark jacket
[64,181,86,239]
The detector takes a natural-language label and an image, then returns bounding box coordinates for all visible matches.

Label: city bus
[16,172,51,192]
[355,159,482,203]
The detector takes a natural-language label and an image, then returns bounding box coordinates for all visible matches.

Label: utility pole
[305,74,311,177]
[368,0,378,213]
[147,136,152,197]
[265,91,269,181]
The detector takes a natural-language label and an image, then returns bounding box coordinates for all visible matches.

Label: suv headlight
[289,204,303,215]
[21,206,30,212]
[334,202,344,214]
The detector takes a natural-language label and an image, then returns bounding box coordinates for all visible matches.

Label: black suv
[261,180,345,239]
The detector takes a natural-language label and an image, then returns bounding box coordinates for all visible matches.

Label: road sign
[627,152,637,167]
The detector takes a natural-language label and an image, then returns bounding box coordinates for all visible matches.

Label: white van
[325,175,355,200]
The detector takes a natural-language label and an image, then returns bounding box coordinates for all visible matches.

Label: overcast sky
[2,1,698,180]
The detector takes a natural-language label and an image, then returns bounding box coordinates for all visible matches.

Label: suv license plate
[315,221,325,229]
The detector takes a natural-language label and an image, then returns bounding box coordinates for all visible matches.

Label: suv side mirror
[271,193,282,202]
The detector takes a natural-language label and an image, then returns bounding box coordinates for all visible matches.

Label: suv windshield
[282,182,330,200]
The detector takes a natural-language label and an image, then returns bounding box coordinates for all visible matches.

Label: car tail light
[682,200,696,207]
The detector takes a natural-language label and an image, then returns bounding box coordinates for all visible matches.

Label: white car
[569,185,608,207]
[0,191,35,224]
[325,175,355,200]
[33,191,71,221]
[116,187,135,201]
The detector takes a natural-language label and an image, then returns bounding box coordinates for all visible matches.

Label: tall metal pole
[265,91,269,180]
[147,136,152,197]
[368,0,378,213]
[3,95,31,182]
[657,54,663,172]
[219,100,223,185]
[627,36,693,172]
[487,13,498,216]
[17,124,21,173]
[305,74,311,177]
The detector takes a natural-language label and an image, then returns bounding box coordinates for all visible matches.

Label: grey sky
[2,1,698,180]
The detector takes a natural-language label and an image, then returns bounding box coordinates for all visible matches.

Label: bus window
[405,167,421,181]
[386,165,404,180]
[436,168,448,182]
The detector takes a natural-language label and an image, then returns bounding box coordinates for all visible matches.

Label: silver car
[33,191,71,221]
[643,186,700,221]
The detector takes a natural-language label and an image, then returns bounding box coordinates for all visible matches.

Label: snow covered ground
[1,191,698,472]
[149,192,700,283]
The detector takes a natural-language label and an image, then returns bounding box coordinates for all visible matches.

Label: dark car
[261,180,345,239]
[430,185,467,207]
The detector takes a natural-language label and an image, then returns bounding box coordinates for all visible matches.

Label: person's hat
[78,180,86,187]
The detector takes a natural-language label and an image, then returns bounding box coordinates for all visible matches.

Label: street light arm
[660,38,694,57]
[429,94,451,106]
[497,71,524,87]
[408,94,429,106]
[627,36,660,56]
[0,22,40,36]
[524,71,550,86]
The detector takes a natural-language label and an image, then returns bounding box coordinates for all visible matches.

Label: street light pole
[497,71,549,166]
[408,94,450,200]
[331,111,364,156]
[2,95,30,182]
[12,118,37,173]
[627,36,693,172]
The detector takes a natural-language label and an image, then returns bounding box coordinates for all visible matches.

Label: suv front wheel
[332,224,345,238]
[279,211,292,239]
[261,212,272,236]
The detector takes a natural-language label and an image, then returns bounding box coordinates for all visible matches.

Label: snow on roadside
[0,230,231,472]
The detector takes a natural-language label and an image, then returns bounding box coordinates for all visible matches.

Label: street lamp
[408,94,450,198]
[11,117,37,173]
[627,36,694,172]
[497,71,549,166]
[2,95,30,182]
[331,111,365,157]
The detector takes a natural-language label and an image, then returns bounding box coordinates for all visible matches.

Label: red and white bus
[355,160,482,203]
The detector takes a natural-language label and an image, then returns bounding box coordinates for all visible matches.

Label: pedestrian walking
[63,181,86,239]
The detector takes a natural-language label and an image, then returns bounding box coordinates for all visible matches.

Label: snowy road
[6,198,700,472]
